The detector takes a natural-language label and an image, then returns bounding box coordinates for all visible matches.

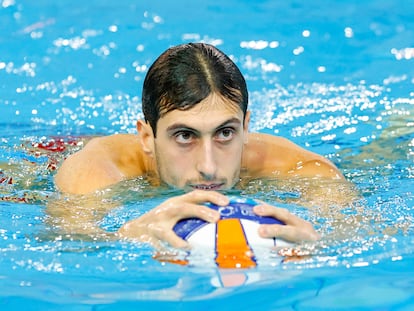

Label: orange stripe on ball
[215,219,257,269]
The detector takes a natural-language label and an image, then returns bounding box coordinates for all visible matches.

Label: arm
[55,134,145,194]
[243,133,360,244]
[243,133,357,207]
[244,133,344,179]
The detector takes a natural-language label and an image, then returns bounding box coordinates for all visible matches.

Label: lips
[191,183,224,191]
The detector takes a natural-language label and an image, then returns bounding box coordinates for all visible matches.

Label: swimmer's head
[142,43,248,136]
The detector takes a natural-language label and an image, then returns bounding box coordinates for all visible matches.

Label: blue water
[1,0,414,310]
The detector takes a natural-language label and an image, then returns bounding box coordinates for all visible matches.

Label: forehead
[157,94,244,131]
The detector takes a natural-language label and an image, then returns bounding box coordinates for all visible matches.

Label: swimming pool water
[1,0,414,309]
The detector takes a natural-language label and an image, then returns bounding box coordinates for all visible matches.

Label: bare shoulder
[242,132,344,179]
[55,134,146,194]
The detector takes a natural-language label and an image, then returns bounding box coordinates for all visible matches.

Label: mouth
[191,183,224,191]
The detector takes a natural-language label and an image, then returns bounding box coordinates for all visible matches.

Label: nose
[196,139,217,181]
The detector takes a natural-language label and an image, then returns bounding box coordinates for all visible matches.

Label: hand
[117,190,228,249]
[253,203,320,242]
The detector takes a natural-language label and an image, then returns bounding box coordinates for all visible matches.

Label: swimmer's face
[139,93,250,191]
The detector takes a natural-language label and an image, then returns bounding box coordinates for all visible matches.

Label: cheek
[162,146,190,163]
[156,145,192,175]
[218,144,244,168]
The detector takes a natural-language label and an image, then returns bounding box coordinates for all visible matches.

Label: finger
[258,222,320,242]
[153,192,223,222]
[253,204,319,241]
[117,223,165,249]
[163,190,229,222]
[178,202,221,223]
[258,223,301,241]
[151,226,190,249]
[253,204,300,225]
[183,190,229,206]
[117,220,145,239]
[118,218,190,249]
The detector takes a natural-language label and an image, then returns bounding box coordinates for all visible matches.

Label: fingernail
[254,205,265,214]
[209,211,220,222]
[258,226,268,237]
[180,241,191,250]
[218,197,229,205]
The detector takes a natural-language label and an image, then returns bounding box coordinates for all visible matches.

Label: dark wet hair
[142,43,248,136]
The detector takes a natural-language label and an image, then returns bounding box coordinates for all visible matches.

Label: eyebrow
[166,117,243,133]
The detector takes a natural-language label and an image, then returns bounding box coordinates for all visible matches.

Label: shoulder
[55,134,147,194]
[242,133,344,179]
[72,134,142,170]
[246,132,301,152]
[84,133,140,150]
[243,132,308,171]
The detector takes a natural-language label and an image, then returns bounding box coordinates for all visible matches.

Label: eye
[216,128,235,142]
[174,131,195,144]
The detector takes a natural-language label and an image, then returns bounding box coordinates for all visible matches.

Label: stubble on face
[152,93,248,191]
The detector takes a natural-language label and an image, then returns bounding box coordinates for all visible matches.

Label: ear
[243,111,251,144]
[137,120,155,157]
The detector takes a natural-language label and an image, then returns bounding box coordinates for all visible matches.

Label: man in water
[55,43,348,248]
